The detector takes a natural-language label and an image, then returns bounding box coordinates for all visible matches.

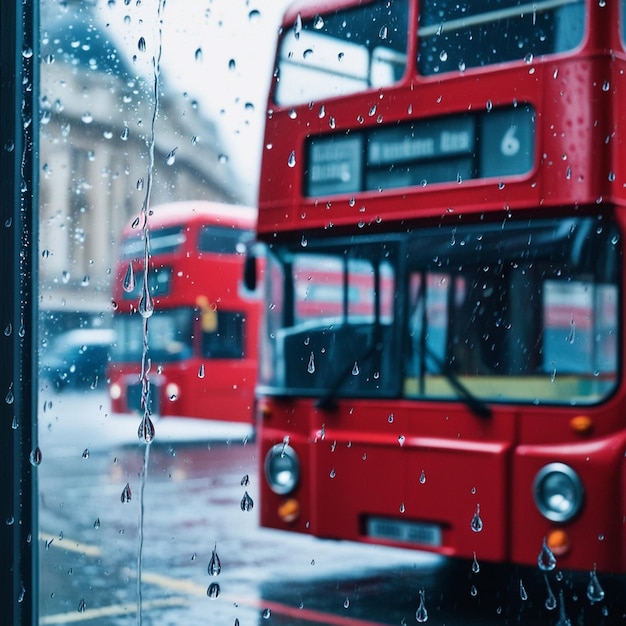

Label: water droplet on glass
[207,582,220,598]
[519,579,528,601]
[165,147,177,165]
[82,448,89,459]
[77,599,86,613]
[471,552,480,573]
[587,566,605,603]
[240,491,254,511]
[486,99,493,112]
[351,362,359,375]
[194,47,203,62]
[29,447,42,466]
[343,596,350,609]
[419,469,426,484]
[4,323,12,336]
[197,363,205,379]
[439,50,448,62]
[398,435,405,446]
[470,584,478,597]
[307,352,315,374]
[241,474,250,486]
[415,589,428,622]
[470,504,483,532]
[538,537,557,571]
[137,36,146,52]
[93,518,100,529]
[121,482,132,503]
[567,317,575,344]
[288,150,296,168]
[5,385,15,405]
[379,25,388,40]
[139,281,154,318]
[208,544,221,576]
[138,415,155,444]
[293,12,302,39]
[543,574,557,610]
[262,608,271,619]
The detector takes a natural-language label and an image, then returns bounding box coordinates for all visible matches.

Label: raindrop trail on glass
[133,0,166,623]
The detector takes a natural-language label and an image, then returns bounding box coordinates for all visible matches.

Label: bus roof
[124,201,257,234]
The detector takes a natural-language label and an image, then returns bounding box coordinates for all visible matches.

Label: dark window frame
[0,0,39,624]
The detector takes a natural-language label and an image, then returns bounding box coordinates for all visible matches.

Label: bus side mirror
[244,252,257,291]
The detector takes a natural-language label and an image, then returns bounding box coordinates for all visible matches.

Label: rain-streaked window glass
[5,0,621,624]
[403,216,618,404]
[258,243,399,397]
[274,0,409,106]
[260,217,618,406]
[417,0,585,75]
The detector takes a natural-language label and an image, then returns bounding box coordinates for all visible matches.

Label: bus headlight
[533,463,584,522]
[110,382,122,400]
[264,443,300,495]
[165,382,180,401]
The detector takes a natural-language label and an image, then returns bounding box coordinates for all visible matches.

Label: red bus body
[108,201,260,423]
[254,0,626,575]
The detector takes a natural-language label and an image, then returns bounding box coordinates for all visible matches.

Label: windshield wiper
[315,335,380,411]
[425,346,492,419]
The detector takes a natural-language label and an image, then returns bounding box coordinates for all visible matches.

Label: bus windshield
[260,215,619,406]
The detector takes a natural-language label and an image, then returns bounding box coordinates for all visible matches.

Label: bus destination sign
[306,105,535,197]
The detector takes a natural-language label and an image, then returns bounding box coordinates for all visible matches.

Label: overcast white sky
[100,0,293,202]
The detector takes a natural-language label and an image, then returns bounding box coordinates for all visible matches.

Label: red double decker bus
[109,200,260,423]
[250,0,626,578]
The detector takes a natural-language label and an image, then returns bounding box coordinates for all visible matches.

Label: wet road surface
[37,391,625,625]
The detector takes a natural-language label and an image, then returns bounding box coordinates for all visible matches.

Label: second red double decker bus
[250,0,626,582]
[109,200,260,423]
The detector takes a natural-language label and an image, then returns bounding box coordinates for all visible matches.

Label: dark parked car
[41,328,115,391]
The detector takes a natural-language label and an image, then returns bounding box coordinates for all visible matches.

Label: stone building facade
[39,3,243,333]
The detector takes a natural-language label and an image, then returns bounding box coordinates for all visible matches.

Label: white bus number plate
[366,517,442,547]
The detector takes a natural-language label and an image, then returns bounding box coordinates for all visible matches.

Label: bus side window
[201,311,246,359]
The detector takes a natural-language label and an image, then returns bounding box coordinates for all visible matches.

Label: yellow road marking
[39,597,188,625]
[39,533,102,558]
[40,533,390,626]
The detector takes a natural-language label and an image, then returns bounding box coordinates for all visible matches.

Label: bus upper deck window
[417,0,585,77]
[274,0,409,107]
